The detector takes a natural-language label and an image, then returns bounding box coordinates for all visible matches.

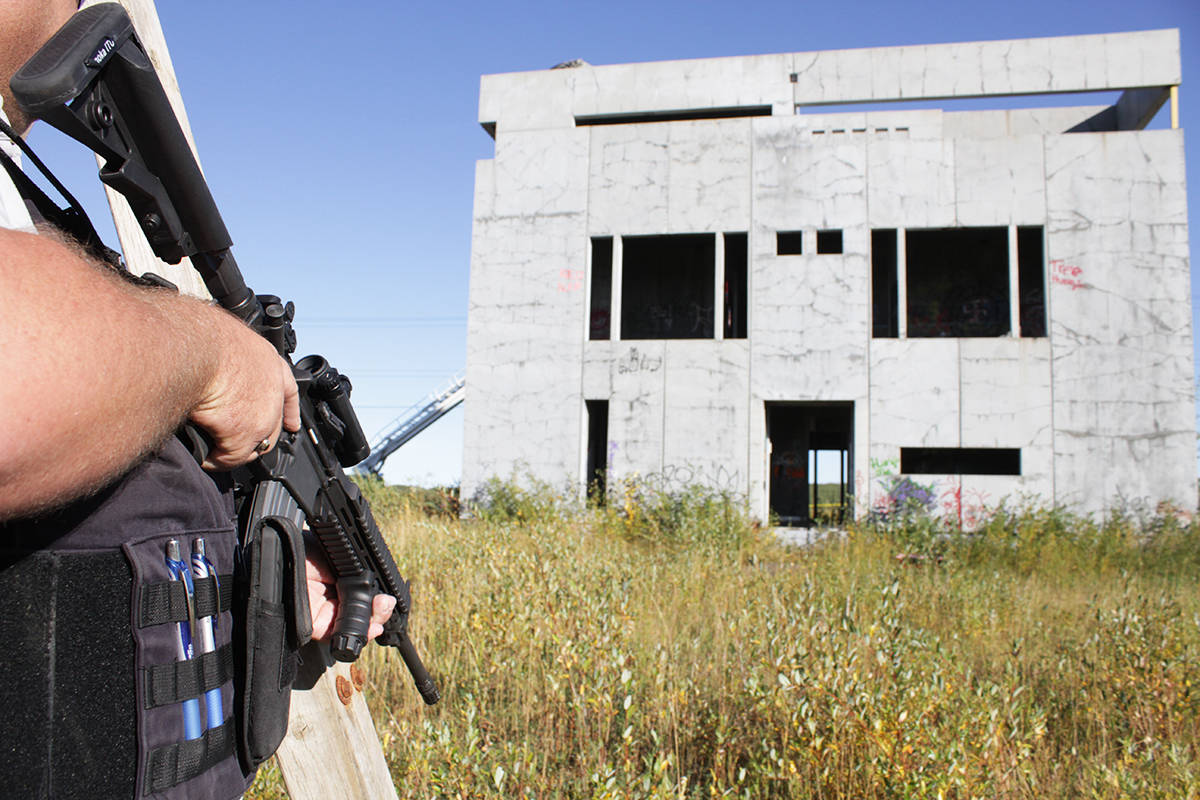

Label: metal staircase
[355,372,465,477]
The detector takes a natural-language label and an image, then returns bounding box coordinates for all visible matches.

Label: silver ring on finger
[254,438,272,454]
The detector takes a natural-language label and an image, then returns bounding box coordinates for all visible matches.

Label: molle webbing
[144,721,235,795]
[143,643,234,709]
[138,573,233,627]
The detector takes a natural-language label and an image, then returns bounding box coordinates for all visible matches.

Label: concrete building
[462,30,1195,523]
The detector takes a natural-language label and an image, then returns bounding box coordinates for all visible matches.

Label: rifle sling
[0,115,122,266]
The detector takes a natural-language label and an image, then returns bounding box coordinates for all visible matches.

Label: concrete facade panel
[587,125,670,234]
[954,136,1046,226]
[869,339,961,449]
[867,138,956,229]
[607,341,668,482]
[494,128,589,217]
[462,211,589,498]
[1046,130,1195,513]
[573,54,794,119]
[666,120,753,233]
[659,342,750,493]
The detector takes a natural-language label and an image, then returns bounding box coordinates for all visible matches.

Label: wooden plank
[78,3,399,798]
[279,644,401,800]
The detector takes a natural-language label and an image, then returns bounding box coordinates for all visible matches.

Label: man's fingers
[372,592,397,623]
[281,363,301,433]
[305,548,335,584]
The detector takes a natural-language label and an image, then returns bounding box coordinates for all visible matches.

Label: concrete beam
[480,30,1181,134]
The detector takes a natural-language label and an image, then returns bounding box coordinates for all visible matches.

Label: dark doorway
[585,400,608,503]
[767,402,853,527]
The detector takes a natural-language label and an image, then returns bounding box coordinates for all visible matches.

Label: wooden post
[80,0,208,298]
[277,644,401,800]
[79,2,399,797]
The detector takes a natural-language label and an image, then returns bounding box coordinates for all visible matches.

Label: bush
[468,474,571,524]
[601,477,754,550]
[352,475,460,519]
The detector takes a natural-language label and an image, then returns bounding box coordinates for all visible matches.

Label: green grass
[249,484,1200,799]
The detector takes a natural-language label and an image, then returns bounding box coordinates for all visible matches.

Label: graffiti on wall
[1050,259,1086,291]
[557,268,585,293]
[616,347,663,375]
[867,457,992,529]
[647,463,743,493]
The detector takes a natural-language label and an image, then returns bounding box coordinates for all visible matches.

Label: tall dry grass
[249,483,1200,799]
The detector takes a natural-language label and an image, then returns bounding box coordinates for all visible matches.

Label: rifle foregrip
[329,571,375,662]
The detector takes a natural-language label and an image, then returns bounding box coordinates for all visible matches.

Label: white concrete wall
[1046,130,1195,514]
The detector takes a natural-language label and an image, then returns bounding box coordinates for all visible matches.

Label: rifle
[12,3,439,704]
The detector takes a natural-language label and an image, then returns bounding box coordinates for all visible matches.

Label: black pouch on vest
[233,514,312,771]
[128,529,244,798]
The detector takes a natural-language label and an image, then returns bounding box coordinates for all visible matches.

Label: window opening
[723,232,747,339]
[585,400,609,503]
[767,402,853,527]
[1017,226,1046,338]
[576,105,772,127]
[589,237,613,340]
[906,227,1010,338]
[621,234,714,339]
[817,229,843,254]
[871,229,898,338]
[776,231,803,256]
[901,447,1020,475]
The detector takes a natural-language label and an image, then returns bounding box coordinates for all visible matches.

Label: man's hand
[305,546,398,643]
[0,227,300,519]
[189,309,301,470]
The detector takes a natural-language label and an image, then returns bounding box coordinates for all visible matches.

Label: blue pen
[166,539,202,740]
[191,538,224,730]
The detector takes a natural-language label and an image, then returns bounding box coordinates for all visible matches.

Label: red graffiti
[940,484,991,530]
[1050,259,1086,290]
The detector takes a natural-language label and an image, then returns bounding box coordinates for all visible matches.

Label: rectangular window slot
[575,105,771,127]
[589,237,613,340]
[901,447,1021,475]
[906,227,1010,338]
[585,400,609,503]
[817,229,843,254]
[776,231,804,255]
[871,229,898,338]
[723,232,748,339]
[1017,226,1047,338]
[621,233,715,340]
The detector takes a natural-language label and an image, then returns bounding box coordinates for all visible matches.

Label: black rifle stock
[12,3,439,704]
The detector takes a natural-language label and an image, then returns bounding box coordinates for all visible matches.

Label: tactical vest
[0,115,306,799]
[0,439,252,799]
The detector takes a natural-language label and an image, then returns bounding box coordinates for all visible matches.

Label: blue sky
[28,0,1200,486]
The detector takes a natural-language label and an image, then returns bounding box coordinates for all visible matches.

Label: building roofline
[479,29,1181,135]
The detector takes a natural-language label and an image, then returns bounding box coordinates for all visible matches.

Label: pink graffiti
[557,268,585,293]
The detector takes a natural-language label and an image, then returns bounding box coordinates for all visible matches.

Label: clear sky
[27,0,1200,487]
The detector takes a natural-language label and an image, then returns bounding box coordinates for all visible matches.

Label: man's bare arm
[0,226,299,520]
